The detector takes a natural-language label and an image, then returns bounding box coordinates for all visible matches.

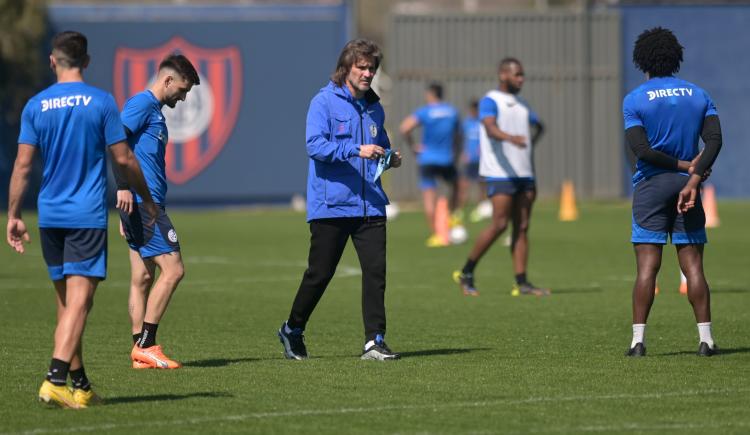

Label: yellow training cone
[559,180,579,222]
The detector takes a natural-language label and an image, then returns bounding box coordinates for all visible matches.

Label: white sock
[697,322,714,348]
[364,340,375,351]
[631,324,646,348]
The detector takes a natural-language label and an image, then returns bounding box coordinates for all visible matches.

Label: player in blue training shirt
[622,28,722,357]
[114,54,199,370]
[457,99,490,223]
[7,31,156,408]
[399,82,462,247]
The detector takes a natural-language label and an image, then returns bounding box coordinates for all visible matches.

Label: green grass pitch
[1,200,749,434]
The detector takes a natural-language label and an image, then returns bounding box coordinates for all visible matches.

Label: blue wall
[622,5,750,197]
[41,4,350,205]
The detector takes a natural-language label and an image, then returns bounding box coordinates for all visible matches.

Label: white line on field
[6,387,749,435]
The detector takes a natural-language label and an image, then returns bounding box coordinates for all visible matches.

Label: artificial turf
[1,200,749,434]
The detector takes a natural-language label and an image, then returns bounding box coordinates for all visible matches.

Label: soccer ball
[449,225,468,244]
[386,203,400,221]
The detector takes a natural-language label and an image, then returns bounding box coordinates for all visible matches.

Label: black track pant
[287,217,387,341]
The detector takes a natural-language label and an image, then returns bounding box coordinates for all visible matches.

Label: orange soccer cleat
[131,345,182,369]
[132,359,152,369]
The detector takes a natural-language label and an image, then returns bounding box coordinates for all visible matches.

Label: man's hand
[119,220,126,237]
[508,135,527,148]
[677,175,701,214]
[116,189,134,215]
[360,144,385,160]
[390,150,403,168]
[7,218,30,254]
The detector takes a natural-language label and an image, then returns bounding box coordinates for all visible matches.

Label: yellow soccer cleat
[73,388,104,407]
[425,234,449,248]
[38,380,81,409]
[131,344,182,369]
[511,282,551,297]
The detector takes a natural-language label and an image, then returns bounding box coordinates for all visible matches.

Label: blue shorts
[486,178,536,197]
[119,203,180,259]
[631,172,706,244]
[419,164,457,190]
[462,161,480,180]
[40,228,107,281]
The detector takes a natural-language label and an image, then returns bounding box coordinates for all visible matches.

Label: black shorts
[119,203,180,258]
[419,164,457,190]
[631,172,706,244]
[462,162,480,180]
[40,228,107,281]
[486,179,536,197]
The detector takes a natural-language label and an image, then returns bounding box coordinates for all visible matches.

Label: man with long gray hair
[277,39,402,361]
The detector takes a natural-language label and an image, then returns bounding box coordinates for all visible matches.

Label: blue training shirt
[18,82,126,229]
[413,102,459,166]
[623,76,718,185]
[121,90,168,204]
[462,116,481,163]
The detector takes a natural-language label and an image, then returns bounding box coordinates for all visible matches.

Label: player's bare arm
[481,116,526,147]
[530,121,545,145]
[109,141,158,222]
[6,144,36,253]
[399,115,422,153]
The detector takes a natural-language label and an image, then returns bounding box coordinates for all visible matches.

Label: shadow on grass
[106,391,232,405]
[657,347,750,357]
[551,287,602,294]
[399,347,491,358]
[711,288,750,294]
[182,357,261,367]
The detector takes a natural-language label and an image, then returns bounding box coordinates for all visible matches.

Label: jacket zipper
[359,108,367,218]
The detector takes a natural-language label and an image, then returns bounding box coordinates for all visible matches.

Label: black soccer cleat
[452,270,479,296]
[278,322,308,360]
[625,342,646,357]
[697,342,718,357]
[361,334,400,361]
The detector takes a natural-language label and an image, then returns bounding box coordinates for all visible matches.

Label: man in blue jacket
[278,39,402,361]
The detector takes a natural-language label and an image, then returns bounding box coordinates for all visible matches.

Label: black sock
[138,322,159,348]
[133,333,141,345]
[515,273,527,285]
[70,367,91,391]
[462,259,477,275]
[46,358,70,386]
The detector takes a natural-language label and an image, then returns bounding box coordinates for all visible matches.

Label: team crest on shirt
[168,229,178,243]
[369,124,378,138]
[114,37,243,185]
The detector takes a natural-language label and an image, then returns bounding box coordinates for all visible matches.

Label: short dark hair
[499,57,521,72]
[52,31,88,69]
[159,53,200,85]
[469,98,479,111]
[331,39,382,87]
[632,27,683,77]
[427,82,443,100]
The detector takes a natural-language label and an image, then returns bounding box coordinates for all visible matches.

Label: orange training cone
[679,271,687,295]
[703,184,720,228]
[435,197,451,245]
[559,180,579,221]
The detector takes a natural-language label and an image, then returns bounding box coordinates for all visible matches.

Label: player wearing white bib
[453,58,548,296]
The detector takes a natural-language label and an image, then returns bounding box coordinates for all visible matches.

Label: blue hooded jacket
[305,81,391,221]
